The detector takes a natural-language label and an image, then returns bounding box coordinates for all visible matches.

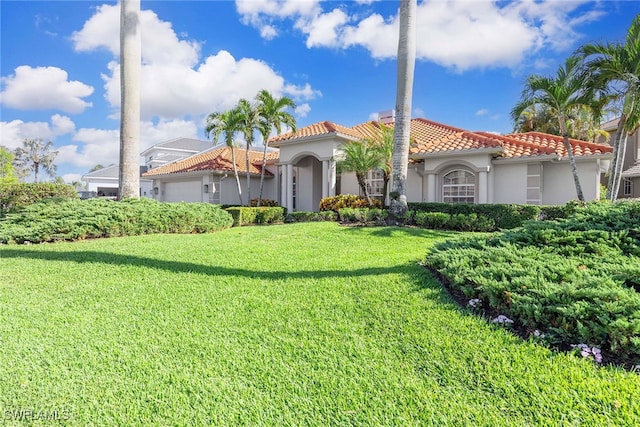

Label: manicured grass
[1,222,639,425]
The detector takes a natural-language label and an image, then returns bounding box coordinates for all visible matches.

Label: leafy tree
[390,0,417,218]
[511,56,598,202]
[256,90,296,206]
[0,146,18,184]
[13,138,58,183]
[90,164,106,173]
[234,98,261,205]
[579,15,640,201]
[205,109,244,205]
[338,140,384,206]
[119,0,141,199]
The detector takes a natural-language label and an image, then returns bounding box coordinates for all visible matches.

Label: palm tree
[205,109,244,205]
[338,141,384,206]
[13,138,58,183]
[390,0,417,218]
[511,56,598,202]
[579,15,640,201]
[0,146,18,183]
[119,0,141,199]
[256,90,296,206]
[234,98,261,205]
[363,122,394,207]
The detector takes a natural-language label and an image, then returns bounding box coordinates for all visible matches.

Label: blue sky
[1,0,638,183]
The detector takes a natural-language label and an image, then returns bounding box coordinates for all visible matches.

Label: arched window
[442,169,475,203]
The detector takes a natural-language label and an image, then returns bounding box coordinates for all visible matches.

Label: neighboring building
[82,164,153,198]
[142,144,279,204]
[602,117,640,199]
[141,138,213,170]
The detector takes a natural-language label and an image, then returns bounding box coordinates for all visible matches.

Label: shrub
[0,183,78,217]
[225,206,286,226]
[0,198,233,244]
[286,211,338,223]
[250,198,279,207]
[338,208,387,225]
[408,202,539,230]
[424,201,640,365]
[414,212,450,229]
[320,194,381,212]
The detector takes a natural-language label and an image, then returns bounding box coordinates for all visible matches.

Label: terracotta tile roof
[142,146,278,177]
[269,117,612,160]
[270,120,368,143]
[502,132,613,158]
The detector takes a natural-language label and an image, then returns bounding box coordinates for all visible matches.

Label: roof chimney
[379,109,395,124]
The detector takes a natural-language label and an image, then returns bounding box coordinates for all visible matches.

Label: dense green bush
[413,211,495,232]
[286,211,338,223]
[225,206,286,226]
[0,198,233,244]
[0,183,78,217]
[320,194,381,212]
[338,208,387,225]
[250,198,279,207]
[424,201,640,365]
[408,202,539,230]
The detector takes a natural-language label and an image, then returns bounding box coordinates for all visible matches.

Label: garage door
[163,180,202,202]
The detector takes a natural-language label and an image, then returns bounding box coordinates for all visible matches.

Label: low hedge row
[338,208,387,225]
[285,211,338,223]
[225,206,286,226]
[424,201,640,365]
[0,183,78,217]
[0,198,233,244]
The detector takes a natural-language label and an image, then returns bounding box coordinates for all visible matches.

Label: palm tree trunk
[34,162,39,183]
[119,0,141,200]
[258,140,268,207]
[357,173,373,206]
[389,0,416,218]
[607,115,628,201]
[558,118,584,202]
[245,146,251,206]
[612,130,629,200]
[230,146,243,205]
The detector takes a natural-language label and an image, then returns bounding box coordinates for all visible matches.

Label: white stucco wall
[339,172,360,196]
[406,167,423,202]
[542,160,601,204]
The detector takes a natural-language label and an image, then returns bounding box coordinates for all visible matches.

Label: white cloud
[476,109,489,116]
[237,0,599,71]
[62,173,83,183]
[74,4,316,121]
[0,66,94,113]
[0,115,76,150]
[294,103,311,118]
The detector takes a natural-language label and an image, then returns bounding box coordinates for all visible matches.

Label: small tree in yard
[13,138,58,183]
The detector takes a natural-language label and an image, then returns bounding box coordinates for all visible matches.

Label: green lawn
[1,222,639,425]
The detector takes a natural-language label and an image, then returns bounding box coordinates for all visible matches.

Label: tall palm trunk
[119,0,141,199]
[230,146,244,205]
[389,0,416,218]
[612,129,629,200]
[607,114,627,201]
[559,117,584,202]
[34,163,39,183]
[258,141,269,207]
[245,148,251,205]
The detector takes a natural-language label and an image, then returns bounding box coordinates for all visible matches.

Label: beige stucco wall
[493,163,528,204]
[542,160,601,204]
[339,172,360,196]
[276,137,344,164]
[406,167,423,202]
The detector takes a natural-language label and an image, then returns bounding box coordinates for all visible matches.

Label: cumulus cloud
[237,0,599,71]
[72,3,316,121]
[0,114,76,150]
[476,109,489,117]
[0,66,94,113]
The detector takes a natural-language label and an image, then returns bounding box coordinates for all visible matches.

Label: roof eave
[270,132,360,147]
[410,147,503,159]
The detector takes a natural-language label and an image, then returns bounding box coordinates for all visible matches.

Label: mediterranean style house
[602,117,640,199]
[141,117,613,211]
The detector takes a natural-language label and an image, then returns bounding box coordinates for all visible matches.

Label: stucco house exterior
[602,117,640,199]
[141,117,613,211]
[81,164,153,198]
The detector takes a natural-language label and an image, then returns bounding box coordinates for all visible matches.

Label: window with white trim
[365,169,385,199]
[442,169,475,203]
[623,178,632,196]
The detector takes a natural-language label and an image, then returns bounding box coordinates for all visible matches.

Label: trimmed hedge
[424,201,640,365]
[320,194,381,212]
[408,202,540,230]
[225,206,286,226]
[0,183,78,217]
[0,198,233,244]
[286,211,338,223]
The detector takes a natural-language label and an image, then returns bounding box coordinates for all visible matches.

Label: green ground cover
[1,222,639,425]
